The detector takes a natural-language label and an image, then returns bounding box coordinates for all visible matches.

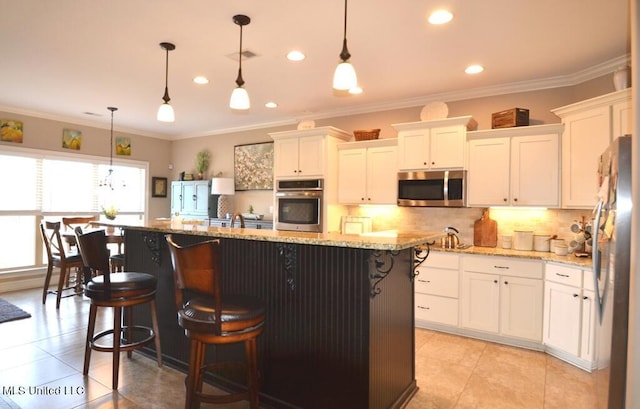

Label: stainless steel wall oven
[275,179,323,232]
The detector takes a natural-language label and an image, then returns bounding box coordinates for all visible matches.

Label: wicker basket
[353,129,380,141]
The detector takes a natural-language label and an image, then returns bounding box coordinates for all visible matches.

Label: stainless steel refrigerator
[592,135,632,408]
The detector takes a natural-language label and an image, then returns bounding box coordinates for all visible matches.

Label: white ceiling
[0,0,630,140]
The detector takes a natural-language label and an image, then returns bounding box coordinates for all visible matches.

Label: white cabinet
[170,180,211,218]
[467,124,563,207]
[270,127,351,179]
[414,252,460,327]
[392,116,475,171]
[461,255,543,343]
[543,263,597,369]
[337,139,397,205]
[551,89,632,208]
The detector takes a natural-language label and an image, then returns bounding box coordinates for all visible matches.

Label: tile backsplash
[351,206,592,247]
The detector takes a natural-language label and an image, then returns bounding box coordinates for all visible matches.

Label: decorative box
[491,108,529,129]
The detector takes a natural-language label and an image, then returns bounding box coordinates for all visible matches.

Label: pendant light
[229,14,251,110]
[157,42,176,122]
[333,0,358,91]
[100,107,119,190]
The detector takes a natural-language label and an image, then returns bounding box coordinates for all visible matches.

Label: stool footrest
[90,325,156,353]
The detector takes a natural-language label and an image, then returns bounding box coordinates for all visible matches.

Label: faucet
[230,212,245,228]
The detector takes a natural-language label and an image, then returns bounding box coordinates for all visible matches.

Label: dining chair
[166,234,265,409]
[40,221,84,308]
[74,227,162,390]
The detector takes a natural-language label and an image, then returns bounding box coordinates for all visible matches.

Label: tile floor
[0,288,602,409]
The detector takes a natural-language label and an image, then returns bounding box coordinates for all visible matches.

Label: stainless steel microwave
[397,170,467,207]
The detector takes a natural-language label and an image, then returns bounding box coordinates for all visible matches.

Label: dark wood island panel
[125,228,420,409]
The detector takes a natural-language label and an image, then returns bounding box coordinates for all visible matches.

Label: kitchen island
[118,223,443,409]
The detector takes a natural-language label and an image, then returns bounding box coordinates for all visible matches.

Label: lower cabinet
[415,252,460,327]
[543,263,597,370]
[460,255,543,343]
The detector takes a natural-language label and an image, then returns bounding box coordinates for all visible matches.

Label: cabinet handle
[494,265,510,270]
[417,279,429,283]
[583,296,589,300]
[417,306,430,310]
[493,279,498,284]
[514,198,518,202]
[192,195,197,201]
[431,161,435,165]
[504,281,509,285]
[555,273,570,278]
[573,294,579,298]
[423,161,427,165]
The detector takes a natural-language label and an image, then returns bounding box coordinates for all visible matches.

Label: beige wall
[0,74,616,221]
[0,111,172,219]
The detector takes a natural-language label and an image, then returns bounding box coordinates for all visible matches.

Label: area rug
[0,297,31,324]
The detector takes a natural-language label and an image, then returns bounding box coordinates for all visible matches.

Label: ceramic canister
[533,235,551,252]
[550,239,565,253]
[513,231,534,251]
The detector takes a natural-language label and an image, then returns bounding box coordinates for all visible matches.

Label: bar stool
[165,235,265,409]
[75,228,162,389]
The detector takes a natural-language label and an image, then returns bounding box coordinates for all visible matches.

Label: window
[0,148,148,272]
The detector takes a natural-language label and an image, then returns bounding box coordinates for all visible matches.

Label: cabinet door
[467,137,510,206]
[170,181,183,215]
[430,125,465,169]
[580,289,596,361]
[500,276,543,341]
[181,182,197,214]
[274,138,301,177]
[461,271,500,333]
[561,106,611,208]
[510,133,559,207]
[543,281,581,355]
[337,148,367,203]
[193,181,210,215]
[366,145,397,204]
[612,100,633,137]
[298,135,325,176]
[397,131,429,170]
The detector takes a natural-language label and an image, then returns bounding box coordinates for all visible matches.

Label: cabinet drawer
[419,251,460,269]
[463,255,543,279]
[415,294,459,326]
[415,268,459,298]
[545,263,582,287]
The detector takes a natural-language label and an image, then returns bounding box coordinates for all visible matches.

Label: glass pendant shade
[157,102,175,122]
[333,61,358,90]
[230,86,250,110]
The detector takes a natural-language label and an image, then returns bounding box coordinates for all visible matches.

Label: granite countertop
[430,245,593,268]
[105,221,444,251]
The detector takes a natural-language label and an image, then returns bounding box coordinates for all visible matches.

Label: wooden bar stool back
[165,235,265,409]
[40,221,84,308]
[75,228,162,389]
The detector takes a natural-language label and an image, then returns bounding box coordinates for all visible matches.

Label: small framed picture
[151,177,168,198]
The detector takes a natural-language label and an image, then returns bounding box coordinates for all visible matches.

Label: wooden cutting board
[474,209,498,247]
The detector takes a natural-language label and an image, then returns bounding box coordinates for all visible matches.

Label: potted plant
[102,205,118,220]
[195,150,210,180]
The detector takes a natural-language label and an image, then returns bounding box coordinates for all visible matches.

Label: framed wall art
[0,119,23,143]
[151,177,168,197]
[62,128,82,150]
[234,142,274,190]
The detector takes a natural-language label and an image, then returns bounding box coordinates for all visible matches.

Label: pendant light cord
[340,0,351,61]
[108,107,117,170]
[236,23,245,87]
[163,47,171,103]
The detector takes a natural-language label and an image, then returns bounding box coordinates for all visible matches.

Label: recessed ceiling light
[193,76,209,84]
[286,50,306,61]
[465,64,484,74]
[265,102,278,108]
[349,86,363,95]
[428,10,453,25]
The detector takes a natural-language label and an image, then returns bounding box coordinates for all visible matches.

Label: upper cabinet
[467,124,564,208]
[551,89,632,209]
[392,116,476,171]
[337,139,398,205]
[270,126,351,179]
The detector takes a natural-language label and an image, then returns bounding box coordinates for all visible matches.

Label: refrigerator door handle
[591,198,604,321]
